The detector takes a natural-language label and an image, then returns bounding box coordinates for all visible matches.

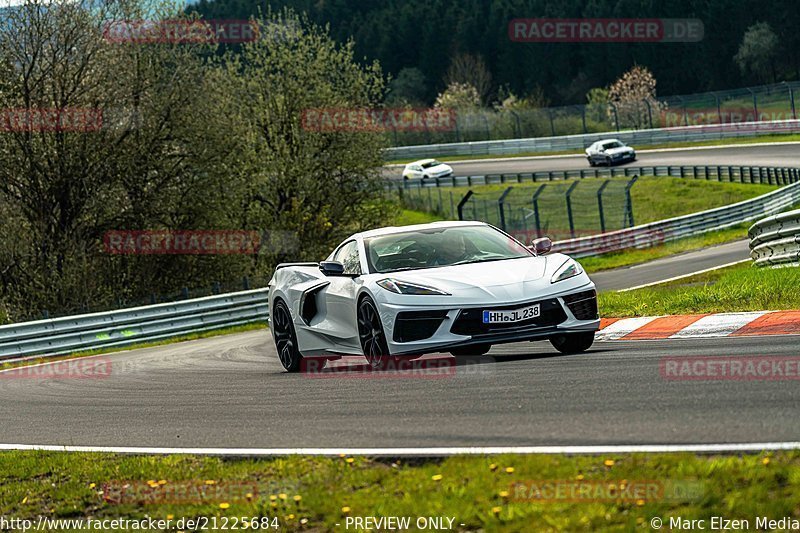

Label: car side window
[334,240,362,275]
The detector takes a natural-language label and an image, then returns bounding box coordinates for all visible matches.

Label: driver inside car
[431,233,472,265]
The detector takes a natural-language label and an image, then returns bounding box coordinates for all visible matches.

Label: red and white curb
[597,310,800,341]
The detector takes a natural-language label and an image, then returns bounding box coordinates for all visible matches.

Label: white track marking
[0,443,798,455]
[617,259,751,292]
[595,316,659,340]
[669,311,768,338]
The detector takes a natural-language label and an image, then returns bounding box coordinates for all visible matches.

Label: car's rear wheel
[272,299,302,372]
[605,156,612,166]
[450,344,491,356]
[549,332,595,354]
[357,296,393,369]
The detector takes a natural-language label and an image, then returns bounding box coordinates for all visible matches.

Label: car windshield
[364,225,532,273]
[602,141,624,149]
[420,160,442,168]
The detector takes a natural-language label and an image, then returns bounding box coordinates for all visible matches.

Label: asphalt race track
[1,331,799,448]
[385,142,800,179]
[591,239,750,291]
[1,141,798,451]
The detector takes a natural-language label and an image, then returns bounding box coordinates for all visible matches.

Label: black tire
[450,344,491,356]
[272,299,303,372]
[587,157,596,167]
[357,296,393,369]
[549,332,595,354]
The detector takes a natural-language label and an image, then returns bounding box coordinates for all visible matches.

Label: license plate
[482,304,540,324]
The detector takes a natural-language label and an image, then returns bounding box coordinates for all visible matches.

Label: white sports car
[268,221,600,372]
[402,159,454,180]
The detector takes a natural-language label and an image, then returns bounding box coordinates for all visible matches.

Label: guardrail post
[531,184,547,238]
[242,277,250,290]
[611,103,620,131]
[457,190,474,220]
[565,181,580,238]
[597,179,611,233]
[150,293,157,305]
[181,287,189,299]
[624,175,639,227]
[498,187,513,231]
[213,282,221,295]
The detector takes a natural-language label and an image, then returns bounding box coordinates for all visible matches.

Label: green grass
[384,133,800,164]
[580,225,749,273]
[0,322,267,372]
[1,450,796,532]
[399,176,776,241]
[392,208,445,226]
[599,263,800,317]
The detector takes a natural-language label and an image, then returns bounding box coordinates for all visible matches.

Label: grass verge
[0,322,267,372]
[384,133,800,164]
[0,450,795,532]
[599,263,800,317]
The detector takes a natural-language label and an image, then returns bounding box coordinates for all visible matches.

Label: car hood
[605,146,633,155]
[374,256,573,302]
[426,163,452,173]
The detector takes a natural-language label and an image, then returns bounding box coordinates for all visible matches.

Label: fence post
[565,181,580,238]
[624,175,639,227]
[498,187,513,231]
[242,277,250,290]
[611,103,620,131]
[597,179,611,233]
[532,184,547,238]
[457,190,474,220]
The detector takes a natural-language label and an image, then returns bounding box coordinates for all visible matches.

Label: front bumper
[382,284,600,355]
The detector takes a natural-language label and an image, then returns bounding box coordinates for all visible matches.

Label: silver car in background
[585,139,636,166]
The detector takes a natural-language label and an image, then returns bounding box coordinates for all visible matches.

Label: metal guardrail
[0,289,269,361]
[386,119,800,160]
[749,209,800,267]
[545,180,800,258]
[392,164,799,189]
[3,170,798,359]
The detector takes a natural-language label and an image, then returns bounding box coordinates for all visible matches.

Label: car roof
[408,158,437,165]
[349,220,488,241]
[597,138,621,144]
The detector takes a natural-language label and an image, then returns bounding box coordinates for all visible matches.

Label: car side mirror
[530,237,552,255]
[319,261,346,276]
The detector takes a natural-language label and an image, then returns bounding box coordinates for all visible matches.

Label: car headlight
[376,279,450,295]
[551,259,583,283]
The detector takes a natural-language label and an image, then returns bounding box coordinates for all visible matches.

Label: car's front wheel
[549,332,595,354]
[272,299,303,372]
[587,157,596,167]
[357,296,394,369]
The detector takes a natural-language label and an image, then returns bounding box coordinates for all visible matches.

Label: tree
[734,22,779,82]
[444,54,492,105]
[607,66,663,130]
[0,0,243,319]
[434,82,481,110]
[222,9,391,264]
[385,67,427,106]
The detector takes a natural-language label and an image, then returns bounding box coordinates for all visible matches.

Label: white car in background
[268,221,600,372]
[585,139,636,166]
[402,159,454,180]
